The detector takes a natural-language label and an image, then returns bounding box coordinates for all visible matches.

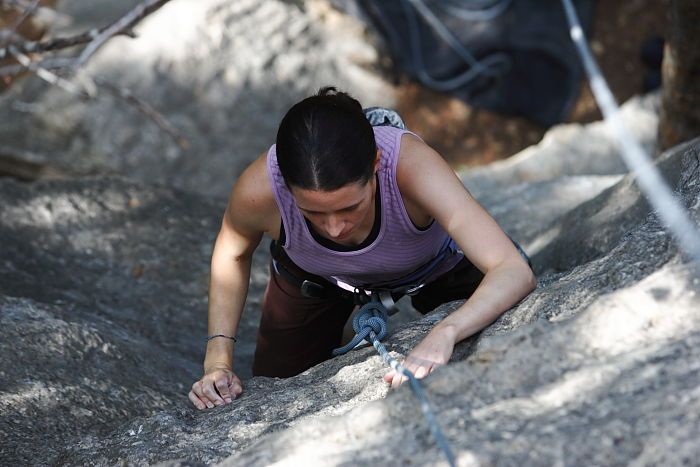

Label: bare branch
[7,45,85,96]
[94,77,189,149]
[0,24,134,60]
[73,0,172,69]
[1,0,187,150]
[0,0,169,60]
[5,0,40,34]
[2,0,40,45]
[0,56,73,77]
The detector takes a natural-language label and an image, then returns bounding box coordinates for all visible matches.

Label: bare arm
[385,134,536,387]
[203,204,262,372]
[190,153,275,409]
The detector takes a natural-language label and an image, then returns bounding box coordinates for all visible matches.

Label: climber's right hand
[188,365,243,410]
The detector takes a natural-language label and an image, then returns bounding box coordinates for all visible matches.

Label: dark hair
[276,86,377,191]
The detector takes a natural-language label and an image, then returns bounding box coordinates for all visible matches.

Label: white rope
[561,0,700,264]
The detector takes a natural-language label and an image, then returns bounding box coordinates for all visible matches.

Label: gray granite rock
[221,260,700,467]
[529,137,700,274]
[17,135,695,467]
[0,177,269,465]
[460,93,661,199]
[476,174,623,247]
[0,4,696,462]
[0,295,193,465]
[0,0,395,197]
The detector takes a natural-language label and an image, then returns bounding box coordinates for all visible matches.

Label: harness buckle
[405,283,426,296]
[271,258,281,276]
[300,280,326,298]
[377,291,398,315]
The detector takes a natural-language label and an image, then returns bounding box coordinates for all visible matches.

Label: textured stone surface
[1,136,694,466]
[0,177,268,465]
[460,93,661,199]
[1,2,698,465]
[529,138,699,274]
[222,260,700,467]
[0,0,395,197]
[476,174,623,247]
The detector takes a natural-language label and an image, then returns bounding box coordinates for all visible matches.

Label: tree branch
[94,77,189,149]
[0,0,170,60]
[7,45,85,95]
[0,0,187,149]
[0,56,72,77]
[73,0,171,69]
[2,0,40,42]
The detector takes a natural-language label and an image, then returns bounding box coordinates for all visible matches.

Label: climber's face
[291,177,377,244]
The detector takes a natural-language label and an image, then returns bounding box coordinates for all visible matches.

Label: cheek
[352,210,367,223]
[346,209,367,226]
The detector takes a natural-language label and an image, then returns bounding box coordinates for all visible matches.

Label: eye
[341,203,361,213]
[303,210,322,217]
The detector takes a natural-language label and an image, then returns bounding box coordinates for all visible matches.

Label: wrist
[206,334,237,342]
[433,321,460,345]
[204,341,234,369]
[204,362,233,373]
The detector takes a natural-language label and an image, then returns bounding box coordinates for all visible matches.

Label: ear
[373,149,381,174]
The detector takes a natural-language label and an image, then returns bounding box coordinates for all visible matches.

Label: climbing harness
[333,296,457,467]
[269,233,464,306]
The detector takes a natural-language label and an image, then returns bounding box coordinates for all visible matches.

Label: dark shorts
[252,256,484,378]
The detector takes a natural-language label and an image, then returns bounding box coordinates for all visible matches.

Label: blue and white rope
[333,301,457,467]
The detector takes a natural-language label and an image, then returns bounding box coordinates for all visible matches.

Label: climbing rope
[333,299,457,467]
[332,300,389,357]
[561,0,700,265]
[403,0,512,92]
[365,0,512,93]
[436,0,513,22]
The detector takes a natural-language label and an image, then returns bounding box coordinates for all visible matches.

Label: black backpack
[330,0,595,127]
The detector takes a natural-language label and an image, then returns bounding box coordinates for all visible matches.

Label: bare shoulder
[396,132,465,202]
[224,151,279,237]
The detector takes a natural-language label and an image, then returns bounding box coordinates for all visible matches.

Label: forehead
[290,182,369,212]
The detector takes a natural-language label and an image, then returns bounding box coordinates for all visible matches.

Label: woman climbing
[188,87,536,410]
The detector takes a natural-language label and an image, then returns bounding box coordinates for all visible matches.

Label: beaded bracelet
[206,334,238,342]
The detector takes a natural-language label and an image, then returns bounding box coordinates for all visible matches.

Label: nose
[324,215,345,238]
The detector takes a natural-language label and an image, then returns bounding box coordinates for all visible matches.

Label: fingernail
[225,398,232,403]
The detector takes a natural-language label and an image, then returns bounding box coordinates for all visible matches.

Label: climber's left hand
[383,323,457,389]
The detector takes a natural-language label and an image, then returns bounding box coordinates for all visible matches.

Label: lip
[334,228,353,240]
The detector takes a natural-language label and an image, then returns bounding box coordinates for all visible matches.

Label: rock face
[2,2,699,466]
[459,93,661,199]
[0,0,395,197]
[0,178,270,464]
[90,141,700,466]
[223,261,700,467]
[2,134,699,465]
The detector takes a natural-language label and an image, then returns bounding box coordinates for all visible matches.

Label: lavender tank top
[267,125,463,291]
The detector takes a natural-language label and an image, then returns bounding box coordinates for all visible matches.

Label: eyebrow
[300,201,362,215]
